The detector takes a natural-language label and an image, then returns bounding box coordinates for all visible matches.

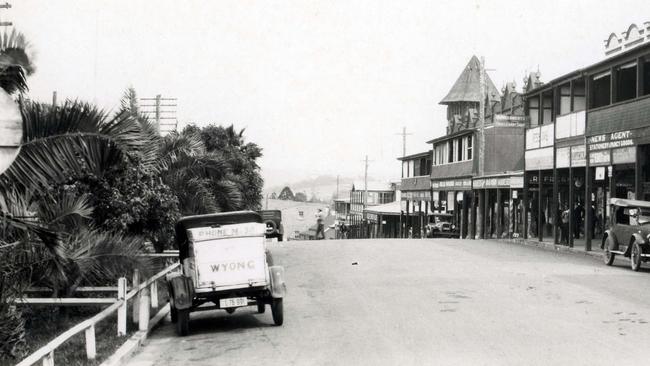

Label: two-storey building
[398,151,432,238]
[524,22,650,251]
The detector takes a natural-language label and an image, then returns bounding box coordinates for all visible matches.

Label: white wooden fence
[15,262,180,366]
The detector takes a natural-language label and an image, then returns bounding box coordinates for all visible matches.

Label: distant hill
[264,174,390,202]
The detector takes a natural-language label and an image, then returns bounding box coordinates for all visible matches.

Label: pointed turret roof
[439,55,501,105]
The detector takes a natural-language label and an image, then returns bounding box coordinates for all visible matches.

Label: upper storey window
[615,62,637,102]
[591,71,611,108]
[528,97,540,127]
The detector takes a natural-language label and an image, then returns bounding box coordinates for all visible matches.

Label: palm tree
[0,29,34,95]
[0,100,153,195]
[158,130,243,215]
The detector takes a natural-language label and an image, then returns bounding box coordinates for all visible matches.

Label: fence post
[138,288,150,331]
[117,277,127,336]
[42,351,54,366]
[132,269,140,325]
[150,280,158,310]
[85,325,96,359]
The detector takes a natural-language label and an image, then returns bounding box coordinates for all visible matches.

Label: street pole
[479,57,486,177]
[0,2,12,27]
[396,127,412,158]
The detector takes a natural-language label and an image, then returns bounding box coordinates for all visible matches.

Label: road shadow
[183,309,276,336]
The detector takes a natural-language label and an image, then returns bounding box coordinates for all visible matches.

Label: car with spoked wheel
[166,211,286,336]
[601,198,650,271]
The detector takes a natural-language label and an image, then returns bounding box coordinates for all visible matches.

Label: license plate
[266,237,278,243]
[220,297,248,308]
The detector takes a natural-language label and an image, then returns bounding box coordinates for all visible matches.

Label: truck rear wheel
[170,305,178,323]
[271,298,283,326]
[176,309,190,336]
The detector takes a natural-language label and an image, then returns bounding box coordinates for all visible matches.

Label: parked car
[426,213,458,238]
[602,198,650,271]
[258,209,284,241]
[166,211,286,336]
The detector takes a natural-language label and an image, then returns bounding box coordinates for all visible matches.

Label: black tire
[266,250,274,266]
[176,309,190,336]
[226,307,236,314]
[257,301,265,314]
[271,298,283,326]
[630,241,642,271]
[277,235,283,242]
[170,305,178,323]
[604,237,615,266]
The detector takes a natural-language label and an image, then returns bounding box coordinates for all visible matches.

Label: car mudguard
[167,273,195,310]
[602,230,618,250]
[630,233,647,254]
[268,265,286,298]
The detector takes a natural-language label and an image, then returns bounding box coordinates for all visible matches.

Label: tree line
[0,29,263,361]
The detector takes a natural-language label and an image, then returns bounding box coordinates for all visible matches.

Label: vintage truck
[166,211,286,336]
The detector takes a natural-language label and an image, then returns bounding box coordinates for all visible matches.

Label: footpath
[498,236,603,260]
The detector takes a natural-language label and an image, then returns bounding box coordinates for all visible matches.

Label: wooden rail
[15,262,180,366]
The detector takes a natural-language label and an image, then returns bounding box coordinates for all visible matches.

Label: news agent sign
[0,89,22,175]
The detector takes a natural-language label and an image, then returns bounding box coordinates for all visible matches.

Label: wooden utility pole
[396,127,413,157]
[140,94,178,135]
[336,175,340,199]
[52,91,57,107]
[0,2,12,27]
[361,155,373,238]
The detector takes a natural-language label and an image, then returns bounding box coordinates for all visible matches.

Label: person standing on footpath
[315,209,326,240]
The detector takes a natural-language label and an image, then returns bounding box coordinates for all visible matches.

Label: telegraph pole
[336,175,340,200]
[139,95,178,135]
[395,127,412,157]
[0,2,12,27]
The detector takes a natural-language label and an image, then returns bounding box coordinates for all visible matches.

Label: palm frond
[0,65,27,94]
[0,134,124,193]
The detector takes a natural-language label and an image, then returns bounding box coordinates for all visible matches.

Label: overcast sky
[10,0,650,188]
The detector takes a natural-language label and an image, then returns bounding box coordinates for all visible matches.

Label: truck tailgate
[188,226,267,290]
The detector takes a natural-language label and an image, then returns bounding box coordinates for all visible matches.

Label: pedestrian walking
[315,209,326,240]
[561,206,570,244]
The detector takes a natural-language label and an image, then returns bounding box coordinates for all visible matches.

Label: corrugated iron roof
[439,55,501,105]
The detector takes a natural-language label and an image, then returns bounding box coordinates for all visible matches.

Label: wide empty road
[127,239,650,366]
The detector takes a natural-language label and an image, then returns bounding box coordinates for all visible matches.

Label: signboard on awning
[431,178,472,191]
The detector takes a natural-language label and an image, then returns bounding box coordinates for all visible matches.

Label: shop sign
[400,200,407,212]
[612,146,636,164]
[526,127,541,150]
[401,190,432,201]
[472,175,524,189]
[525,147,553,170]
[587,130,635,151]
[431,178,471,190]
[510,176,524,188]
[556,147,570,168]
[432,191,439,202]
[366,213,378,222]
[512,190,518,199]
[595,166,606,180]
[555,111,586,139]
[494,114,528,127]
[571,145,586,167]
[540,124,555,147]
[589,150,611,166]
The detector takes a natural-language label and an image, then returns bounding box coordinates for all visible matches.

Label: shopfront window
[528,97,539,127]
[615,62,637,102]
[591,71,611,108]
